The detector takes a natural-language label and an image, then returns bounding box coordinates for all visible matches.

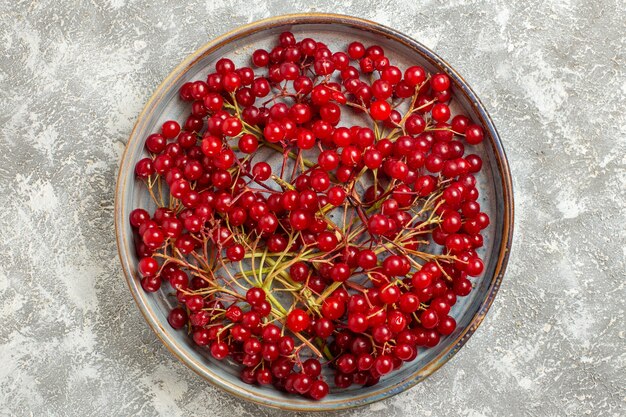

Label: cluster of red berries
[130,31,489,400]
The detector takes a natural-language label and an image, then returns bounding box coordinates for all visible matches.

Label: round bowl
[115,13,514,411]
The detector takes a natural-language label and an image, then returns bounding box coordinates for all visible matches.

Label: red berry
[286,309,310,332]
[370,100,391,120]
[252,49,269,67]
[404,65,426,86]
[140,276,161,292]
[431,103,451,122]
[252,162,271,181]
[420,309,439,329]
[465,124,484,144]
[138,257,158,277]
[438,316,457,335]
[347,41,365,59]
[330,263,351,282]
[161,120,180,139]
[431,73,451,92]
[321,296,345,320]
[167,308,188,329]
[309,380,329,400]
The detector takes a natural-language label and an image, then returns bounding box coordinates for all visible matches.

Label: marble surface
[0,1,624,416]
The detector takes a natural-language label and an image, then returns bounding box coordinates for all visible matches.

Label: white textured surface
[0,1,625,416]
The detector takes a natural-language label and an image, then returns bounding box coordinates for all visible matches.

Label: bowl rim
[114,12,514,411]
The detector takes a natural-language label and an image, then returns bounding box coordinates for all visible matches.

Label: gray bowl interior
[116,17,508,411]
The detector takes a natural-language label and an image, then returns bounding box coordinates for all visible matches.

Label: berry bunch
[130,31,489,400]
